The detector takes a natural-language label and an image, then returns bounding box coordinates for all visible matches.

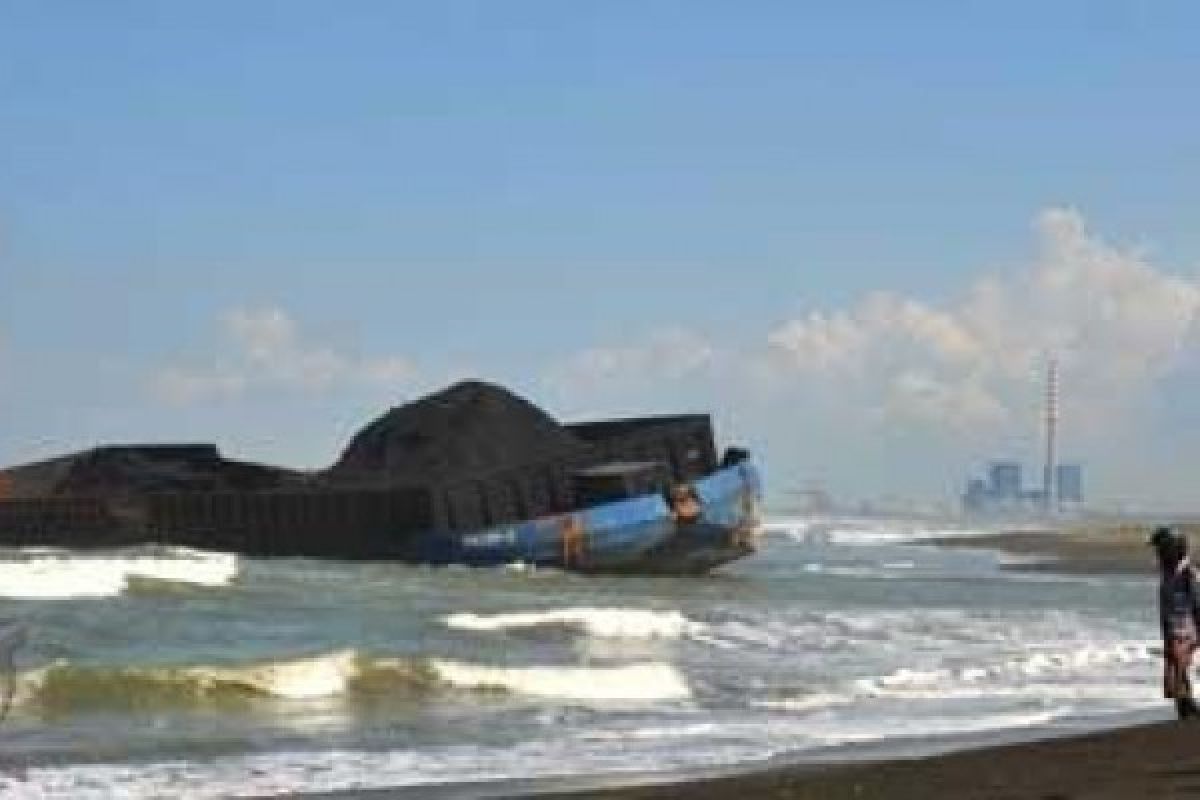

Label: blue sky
[2,2,1199,508]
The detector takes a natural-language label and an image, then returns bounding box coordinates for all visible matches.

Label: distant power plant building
[960,359,1084,516]
[962,479,989,514]
[961,459,1083,515]
[989,462,1022,502]
[1055,463,1083,505]
[963,461,1023,514]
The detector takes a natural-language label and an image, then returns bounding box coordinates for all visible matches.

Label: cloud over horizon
[764,207,1200,436]
[151,307,420,406]
[544,208,1200,504]
[542,327,719,418]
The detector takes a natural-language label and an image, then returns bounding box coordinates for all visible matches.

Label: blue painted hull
[414,460,763,574]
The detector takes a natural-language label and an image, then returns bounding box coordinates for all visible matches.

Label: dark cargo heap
[0,381,719,558]
[328,380,588,484]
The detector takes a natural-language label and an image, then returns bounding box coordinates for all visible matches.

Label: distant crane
[784,484,834,515]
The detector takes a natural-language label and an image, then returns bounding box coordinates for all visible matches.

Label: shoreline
[928,523,1172,575]
[301,527,1174,799]
[523,715,1197,800]
[299,710,1188,799]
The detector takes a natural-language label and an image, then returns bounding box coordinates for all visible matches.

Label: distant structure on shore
[962,460,1084,515]
[961,358,1084,516]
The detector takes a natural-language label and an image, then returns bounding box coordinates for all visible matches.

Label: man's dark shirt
[1160,560,1200,640]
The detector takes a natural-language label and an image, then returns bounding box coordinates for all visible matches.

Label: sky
[2,1,1199,509]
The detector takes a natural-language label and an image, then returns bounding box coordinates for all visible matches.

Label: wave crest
[443,608,705,640]
[12,650,689,711]
[429,660,690,701]
[756,640,1159,712]
[0,547,238,599]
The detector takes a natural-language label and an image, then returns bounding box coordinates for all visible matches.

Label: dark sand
[932,530,1142,574]
[528,719,1197,799]
[929,522,1200,575]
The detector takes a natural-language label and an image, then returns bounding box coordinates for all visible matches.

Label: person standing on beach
[1150,526,1200,720]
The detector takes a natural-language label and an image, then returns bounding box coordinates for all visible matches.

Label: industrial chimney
[1042,357,1058,514]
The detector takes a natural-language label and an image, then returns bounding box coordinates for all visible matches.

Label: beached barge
[0,382,761,573]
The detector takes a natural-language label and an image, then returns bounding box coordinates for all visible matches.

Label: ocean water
[0,519,1163,798]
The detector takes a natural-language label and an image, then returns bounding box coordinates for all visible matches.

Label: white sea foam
[13,649,364,707]
[0,735,757,799]
[760,682,1155,711]
[0,700,1092,800]
[0,548,238,599]
[799,708,1069,748]
[194,649,361,699]
[443,607,705,639]
[763,516,993,546]
[0,704,1086,799]
[578,722,721,741]
[754,691,855,712]
[799,562,918,580]
[853,641,1159,697]
[753,640,1160,714]
[707,608,1013,655]
[429,660,691,701]
[824,524,993,546]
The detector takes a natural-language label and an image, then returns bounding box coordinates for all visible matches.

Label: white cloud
[765,207,1200,435]
[546,327,717,392]
[150,307,420,406]
[153,366,247,406]
[539,327,722,423]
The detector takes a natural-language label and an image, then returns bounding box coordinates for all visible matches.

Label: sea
[0,518,1166,798]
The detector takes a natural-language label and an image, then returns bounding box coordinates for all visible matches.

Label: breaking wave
[851,641,1159,697]
[763,516,993,546]
[0,547,238,599]
[755,640,1159,712]
[443,607,705,640]
[12,650,690,711]
[428,660,689,701]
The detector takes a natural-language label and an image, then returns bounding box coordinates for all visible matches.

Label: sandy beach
[928,522,1192,575]
[524,719,1198,800]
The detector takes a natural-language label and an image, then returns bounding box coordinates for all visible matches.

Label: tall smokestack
[1042,357,1058,513]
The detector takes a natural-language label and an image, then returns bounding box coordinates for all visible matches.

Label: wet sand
[929,522,1200,575]
[314,717,1196,799]
[527,719,1198,800]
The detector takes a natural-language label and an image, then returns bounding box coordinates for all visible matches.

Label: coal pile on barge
[326,380,590,485]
